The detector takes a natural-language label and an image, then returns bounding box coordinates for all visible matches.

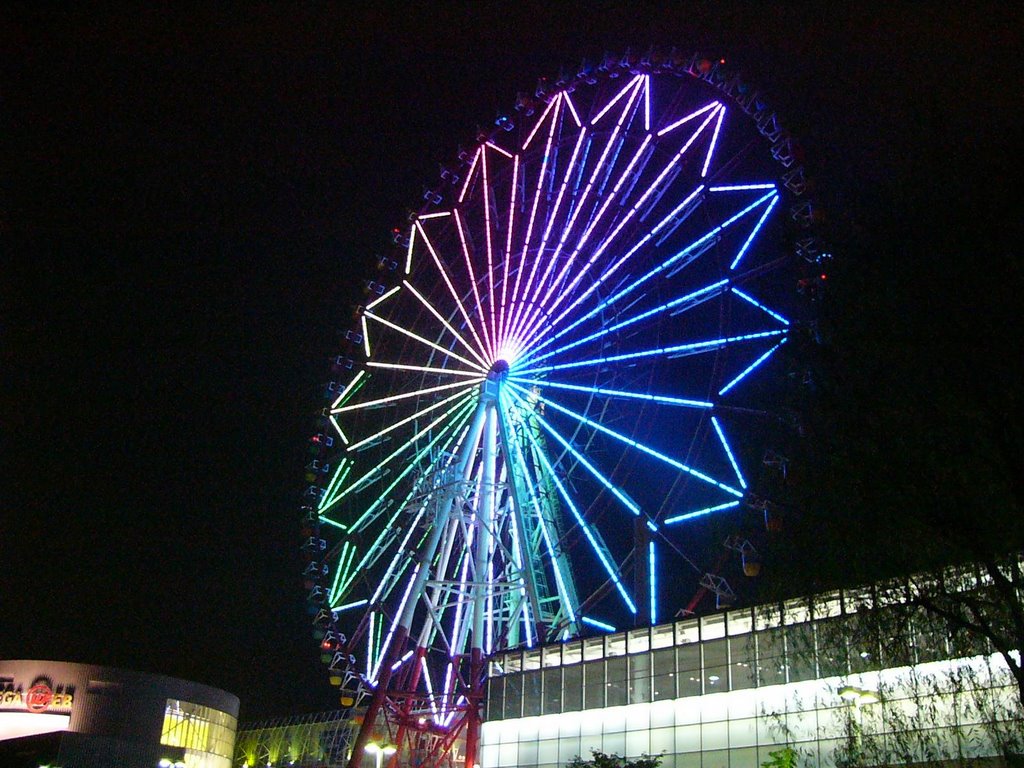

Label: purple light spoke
[454,209,495,359]
[522,95,558,150]
[506,96,562,339]
[563,90,581,127]
[458,146,481,203]
[415,221,491,362]
[590,74,642,125]
[498,154,519,348]
[511,78,645,342]
[701,106,725,177]
[656,100,719,136]
[518,105,724,350]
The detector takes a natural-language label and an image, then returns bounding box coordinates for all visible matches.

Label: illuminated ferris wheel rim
[303,54,826,768]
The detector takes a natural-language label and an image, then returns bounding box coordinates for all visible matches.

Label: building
[0,660,239,768]
[236,570,1021,768]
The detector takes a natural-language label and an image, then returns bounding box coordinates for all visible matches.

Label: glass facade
[481,585,1019,768]
[162,699,237,768]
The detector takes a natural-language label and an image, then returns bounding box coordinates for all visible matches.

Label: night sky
[4,5,1021,721]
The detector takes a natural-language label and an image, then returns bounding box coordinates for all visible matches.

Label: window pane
[606,656,627,706]
[729,634,756,690]
[756,628,786,686]
[487,675,505,720]
[787,623,817,682]
[676,643,700,672]
[628,653,650,704]
[542,668,562,714]
[503,674,522,718]
[583,660,604,709]
[563,664,583,712]
[703,638,729,692]
[523,670,542,716]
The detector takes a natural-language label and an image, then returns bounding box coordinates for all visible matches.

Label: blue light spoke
[506,387,637,614]
[729,195,779,270]
[711,416,747,490]
[525,279,730,365]
[731,287,790,325]
[664,501,741,525]
[580,616,616,632]
[508,376,712,409]
[513,392,642,516]
[515,329,786,376]
[717,339,786,396]
[649,541,657,625]
[521,190,778,365]
[508,382,743,498]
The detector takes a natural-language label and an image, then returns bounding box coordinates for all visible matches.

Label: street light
[838,684,879,706]
[365,742,397,768]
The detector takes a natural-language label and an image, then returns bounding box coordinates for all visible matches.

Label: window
[628,652,650,703]
[583,660,605,709]
[729,633,756,690]
[562,663,583,712]
[487,675,505,720]
[522,670,542,716]
[504,673,523,719]
[651,647,676,701]
[161,699,236,768]
[703,638,729,692]
[676,641,701,697]
[542,667,562,714]
[605,656,627,706]
[756,627,786,686]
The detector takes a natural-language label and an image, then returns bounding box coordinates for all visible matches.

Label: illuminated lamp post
[365,742,397,768]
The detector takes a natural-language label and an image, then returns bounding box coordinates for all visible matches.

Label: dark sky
[4,5,1021,720]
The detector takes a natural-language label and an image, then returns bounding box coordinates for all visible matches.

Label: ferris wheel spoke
[517,106,726,348]
[497,154,520,345]
[509,78,645,342]
[519,130,655,342]
[332,377,482,416]
[506,126,589,345]
[510,389,642,517]
[508,381,743,499]
[365,310,488,373]
[507,386,637,615]
[506,100,567,341]
[453,209,495,359]
[717,339,787,396]
[414,219,492,362]
[480,149,499,350]
[507,96,562,330]
[710,415,748,490]
[402,279,491,369]
[515,328,787,376]
[508,376,713,410]
[345,388,475,453]
[324,395,477,515]
[524,186,779,359]
[525,278,732,366]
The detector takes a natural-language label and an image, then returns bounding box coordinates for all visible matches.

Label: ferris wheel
[302,51,825,768]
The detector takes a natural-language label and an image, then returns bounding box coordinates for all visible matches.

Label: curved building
[0,660,238,768]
